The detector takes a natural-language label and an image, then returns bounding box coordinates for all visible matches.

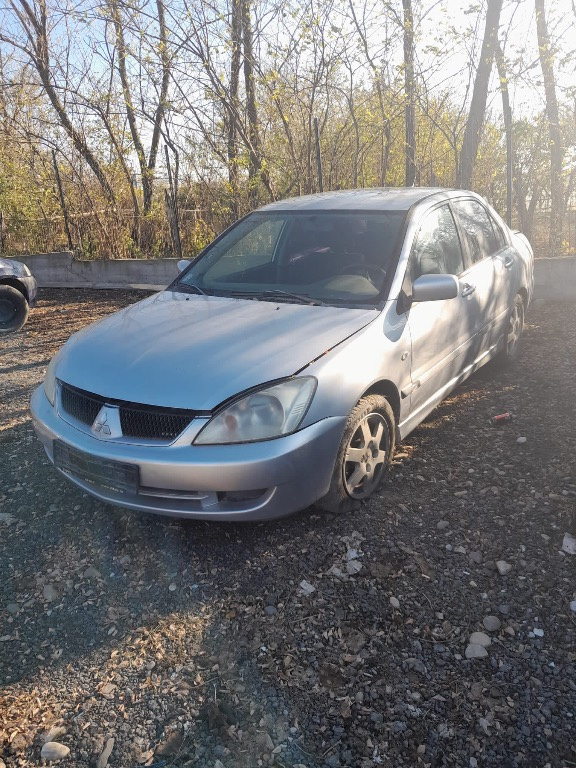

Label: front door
[404,203,475,428]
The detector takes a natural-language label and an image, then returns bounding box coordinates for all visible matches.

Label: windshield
[176,211,405,305]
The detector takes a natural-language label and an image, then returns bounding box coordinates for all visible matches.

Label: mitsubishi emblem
[92,406,112,435]
[91,405,122,438]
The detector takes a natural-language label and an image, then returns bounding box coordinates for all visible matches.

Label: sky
[418,0,576,117]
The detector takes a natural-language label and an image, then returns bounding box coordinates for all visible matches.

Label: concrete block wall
[15,251,180,291]
[11,251,576,300]
[533,257,576,300]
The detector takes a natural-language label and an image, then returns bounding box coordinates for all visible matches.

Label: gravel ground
[1,289,575,768]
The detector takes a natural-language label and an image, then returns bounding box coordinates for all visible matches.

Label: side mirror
[177,259,191,272]
[412,273,459,303]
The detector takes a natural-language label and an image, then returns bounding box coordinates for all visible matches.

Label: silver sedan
[30,188,534,520]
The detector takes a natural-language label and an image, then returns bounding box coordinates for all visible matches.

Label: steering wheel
[339,262,386,285]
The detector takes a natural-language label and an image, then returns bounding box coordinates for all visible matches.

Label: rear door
[451,198,517,354]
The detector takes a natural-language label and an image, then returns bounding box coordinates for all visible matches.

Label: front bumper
[30,386,345,520]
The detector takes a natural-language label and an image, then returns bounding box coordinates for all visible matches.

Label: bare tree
[241,0,264,205]
[495,39,513,224]
[2,0,575,259]
[347,0,393,185]
[1,0,116,204]
[108,0,171,217]
[227,0,242,218]
[170,0,275,206]
[457,0,503,189]
[402,0,416,186]
[535,0,563,253]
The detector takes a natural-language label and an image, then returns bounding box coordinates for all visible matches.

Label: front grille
[60,384,103,426]
[120,407,192,440]
[59,383,196,441]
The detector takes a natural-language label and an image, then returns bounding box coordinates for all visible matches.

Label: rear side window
[452,199,500,262]
[411,204,465,278]
[487,211,507,249]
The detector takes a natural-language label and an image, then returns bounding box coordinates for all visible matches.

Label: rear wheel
[495,294,524,367]
[0,284,29,333]
[318,394,395,514]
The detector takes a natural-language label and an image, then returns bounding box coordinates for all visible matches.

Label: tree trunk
[98,105,141,243]
[457,0,503,189]
[228,0,242,219]
[147,0,170,211]
[515,168,540,243]
[495,40,513,225]
[535,0,563,254]
[109,0,150,219]
[241,0,261,207]
[402,0,416,186]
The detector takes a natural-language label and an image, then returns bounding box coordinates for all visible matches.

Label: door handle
[503,256,514,269]
[461,283,476,297]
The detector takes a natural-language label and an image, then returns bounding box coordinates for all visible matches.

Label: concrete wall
[15,251,180,291]
[534,257,576,301]
[12,251,576,300]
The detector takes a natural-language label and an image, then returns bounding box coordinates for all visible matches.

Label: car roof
[258,187,462,213]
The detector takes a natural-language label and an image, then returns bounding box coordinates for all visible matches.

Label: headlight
[44,351,62,406]
[194,377,317,444]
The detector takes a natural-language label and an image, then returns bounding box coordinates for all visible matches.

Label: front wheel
[0,285,29,333]
[318,394,395,514]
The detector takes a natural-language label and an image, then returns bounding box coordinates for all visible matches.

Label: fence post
[164,145,182,260]
[52,150,74,251]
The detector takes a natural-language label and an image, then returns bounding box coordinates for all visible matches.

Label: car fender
[301,301,410,429]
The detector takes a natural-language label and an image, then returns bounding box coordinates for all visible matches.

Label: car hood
[56,291,377,410]
[0,257,27,276]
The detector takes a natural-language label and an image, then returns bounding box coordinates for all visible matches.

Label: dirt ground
[1,289,575,768]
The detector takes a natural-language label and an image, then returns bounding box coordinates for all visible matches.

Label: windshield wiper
[258,289,327,306]
[175,282,206,296]
[193,288,327,305]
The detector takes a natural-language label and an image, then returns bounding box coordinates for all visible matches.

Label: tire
[318,394,395,514]
[494,294,524,368]
[0,284,29,333]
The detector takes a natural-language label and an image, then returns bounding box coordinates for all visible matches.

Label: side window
[452,199,500,262]
[412,204,465,279]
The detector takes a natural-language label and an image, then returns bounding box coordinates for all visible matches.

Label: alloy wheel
[343,412,389,499]
[507,301,523,356]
